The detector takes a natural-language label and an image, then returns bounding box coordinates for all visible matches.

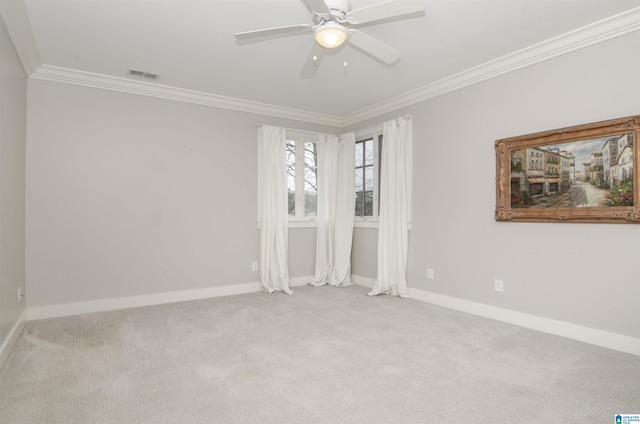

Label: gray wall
[22,28,640,342]
[0,17,27,351]
[26,79,335,307]
[349,31,640,339]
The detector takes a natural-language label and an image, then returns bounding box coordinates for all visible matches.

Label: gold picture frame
[495,115,640,223]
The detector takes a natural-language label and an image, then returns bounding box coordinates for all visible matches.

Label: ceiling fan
[234,0,425,77]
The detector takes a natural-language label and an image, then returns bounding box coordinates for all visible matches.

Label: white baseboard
[351,275,640,356]
[0,309,27,373]
[28,276,313,321]
[25,274,638,356]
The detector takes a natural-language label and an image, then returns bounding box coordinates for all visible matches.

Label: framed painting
[495,115,640,223]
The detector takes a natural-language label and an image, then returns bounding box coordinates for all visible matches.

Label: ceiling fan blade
[347,30,400,64]
[235,24,312,41]
[300,0,330,14]
[347,0,425,25]
[300,43,325,78]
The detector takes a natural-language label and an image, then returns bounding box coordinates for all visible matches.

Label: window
[355,134,382,222]
[261,126,406,229]
[286,132,317,222]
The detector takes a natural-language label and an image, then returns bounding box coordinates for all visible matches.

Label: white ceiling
[6,0,640,123]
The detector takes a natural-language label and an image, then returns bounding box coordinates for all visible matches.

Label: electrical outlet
[494,279,504,293]
[427,268,434,279]
[251,262,259,271]
[17,286,23,304]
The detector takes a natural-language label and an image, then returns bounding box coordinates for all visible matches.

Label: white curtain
[309,132,356,287]
[369,116,413,298]
[257,125,292,294]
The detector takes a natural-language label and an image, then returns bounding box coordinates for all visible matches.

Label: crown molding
[30,65,343,127]
[0,0,41,75]
[340,6,640,127]
[3,0,638,128]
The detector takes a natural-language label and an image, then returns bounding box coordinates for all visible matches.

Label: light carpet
[0,284,638,423]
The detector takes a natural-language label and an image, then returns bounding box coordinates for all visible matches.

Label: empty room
[1,0,639,422]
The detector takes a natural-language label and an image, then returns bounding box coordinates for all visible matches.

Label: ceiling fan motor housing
[324,0,351,21]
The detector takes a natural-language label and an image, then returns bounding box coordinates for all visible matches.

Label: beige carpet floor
[0,284,638,423]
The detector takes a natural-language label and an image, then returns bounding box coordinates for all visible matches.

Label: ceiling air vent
[127,69,160,80]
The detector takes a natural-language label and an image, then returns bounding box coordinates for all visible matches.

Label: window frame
[354,132,382,228]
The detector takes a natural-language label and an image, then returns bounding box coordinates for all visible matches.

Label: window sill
[289,219,317,228]
[354,218,380,228]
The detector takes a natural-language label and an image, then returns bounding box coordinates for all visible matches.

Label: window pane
[304,142,316,168]
[355,141,364,167]
[355,135,384,218]
[355,191,363,217]
[365,166,373,191]
[287,169,295,216]
[286,139,296,216]
[287,166,296,191]
[365,139,374,166]
[303,141,317,217]
[288,192,295,216]
[355,137,379,218]
[304,165,317,217]
[355,167,364,192]
[305,190,317,216]
[286,140,296,166]
[364,190,373,216]
[304,167,316,191]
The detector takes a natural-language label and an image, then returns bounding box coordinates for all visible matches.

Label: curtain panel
[369,116,413,298]
[309,132,356,287]
[257,125,292,294]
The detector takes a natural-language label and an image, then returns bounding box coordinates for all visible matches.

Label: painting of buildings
[510,133,634,208]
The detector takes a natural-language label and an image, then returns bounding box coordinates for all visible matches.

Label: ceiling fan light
[314,22,348,48]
